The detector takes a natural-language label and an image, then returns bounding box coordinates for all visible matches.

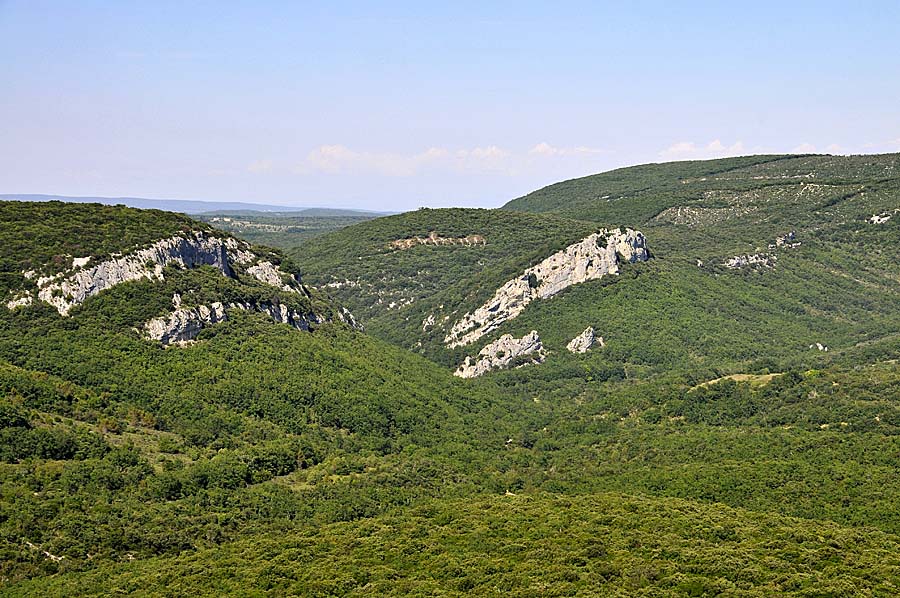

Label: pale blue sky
[2,1,899,210]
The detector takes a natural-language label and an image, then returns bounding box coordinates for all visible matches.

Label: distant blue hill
[0,194,389,217]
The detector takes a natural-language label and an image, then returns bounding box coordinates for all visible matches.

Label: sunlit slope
[293,157,900,376]
[11,492,900,597]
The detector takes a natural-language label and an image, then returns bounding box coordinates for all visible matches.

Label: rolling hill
[290,153,900,381]
[5,154,900,595]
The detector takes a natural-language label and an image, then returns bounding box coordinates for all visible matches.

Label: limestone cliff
[8,232,310,316]
[454,331,546,378]
[144,299,228,345]
[143,293,329,346]
[445,229,648,348]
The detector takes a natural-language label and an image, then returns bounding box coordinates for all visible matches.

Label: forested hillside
[6,153,900,596]
[291,153,900,382]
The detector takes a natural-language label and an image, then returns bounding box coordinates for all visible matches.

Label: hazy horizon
[3,1,899,211]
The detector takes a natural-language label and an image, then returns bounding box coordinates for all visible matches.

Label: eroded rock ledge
[7,233,301,315]
[445,229,648,348]
[454,331,546,378]
[390,232,486,250]
[143,293,328,346]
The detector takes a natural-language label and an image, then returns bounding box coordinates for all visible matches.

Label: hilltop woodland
[4,154,900,595]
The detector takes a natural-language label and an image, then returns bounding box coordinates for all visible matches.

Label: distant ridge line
[0,194,391,216]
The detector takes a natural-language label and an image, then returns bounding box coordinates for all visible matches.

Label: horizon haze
[2,1,900,211]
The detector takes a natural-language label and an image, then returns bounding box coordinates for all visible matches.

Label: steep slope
[291,154,900,381]
[7,199,900,594]
[0,202,530,582]
[1,201,355,341]
[289,210,654,371]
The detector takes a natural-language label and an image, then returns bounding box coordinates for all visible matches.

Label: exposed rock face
[250,301,323,331]
[390,232,486,250]
[8,233,308,316]
[144,293,330,346]
[144,301,228,345]
[6,295,33,310]
[338,307,361,330]
[868,211,896,224]
[567,327,603,353]
[11,233,238,315]
[724,253,776,269]
[445,229,648,348]
[454,331,546,378]
[247,261,294,291]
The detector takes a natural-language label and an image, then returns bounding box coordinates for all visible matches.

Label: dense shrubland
[5,155,900,594]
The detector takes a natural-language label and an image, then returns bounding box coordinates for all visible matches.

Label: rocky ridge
[444,229,648,348]
[390,232,486,250]
[143,293,329,346]
[454,331,546,378]
[7,232,306,315]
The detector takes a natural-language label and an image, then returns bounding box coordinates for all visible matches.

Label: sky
[2,1,900,211]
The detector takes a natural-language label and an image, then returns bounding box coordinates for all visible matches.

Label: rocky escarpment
[143,293,329,346]
[7,232,307,315]
[454,331,546,378]
[445,229,648,348]
[144,298,228,345]
[246,261,297,292]
[390,232,486,250]
[567,327,602,353]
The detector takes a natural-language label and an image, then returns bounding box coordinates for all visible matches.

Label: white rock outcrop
[768,231,801,249]
[144,302,228,345]
[390,232,486,250]
[247,261,294,291]
[724,253,776,269]
[567,327,603,353]
[454,331,546,378]
[144,298,329,346]
[868,211,895,225]
[338,307,361,330]
[249,301,323,331]
[6,295,33,310]
[7,233,307,316]
[445,229,648,348]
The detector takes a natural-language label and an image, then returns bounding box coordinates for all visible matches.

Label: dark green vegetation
[195,211,378,248]
[0,201,203,295]
[293,153,900,375]
[14,492,900,597]
[5,155,900,595]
